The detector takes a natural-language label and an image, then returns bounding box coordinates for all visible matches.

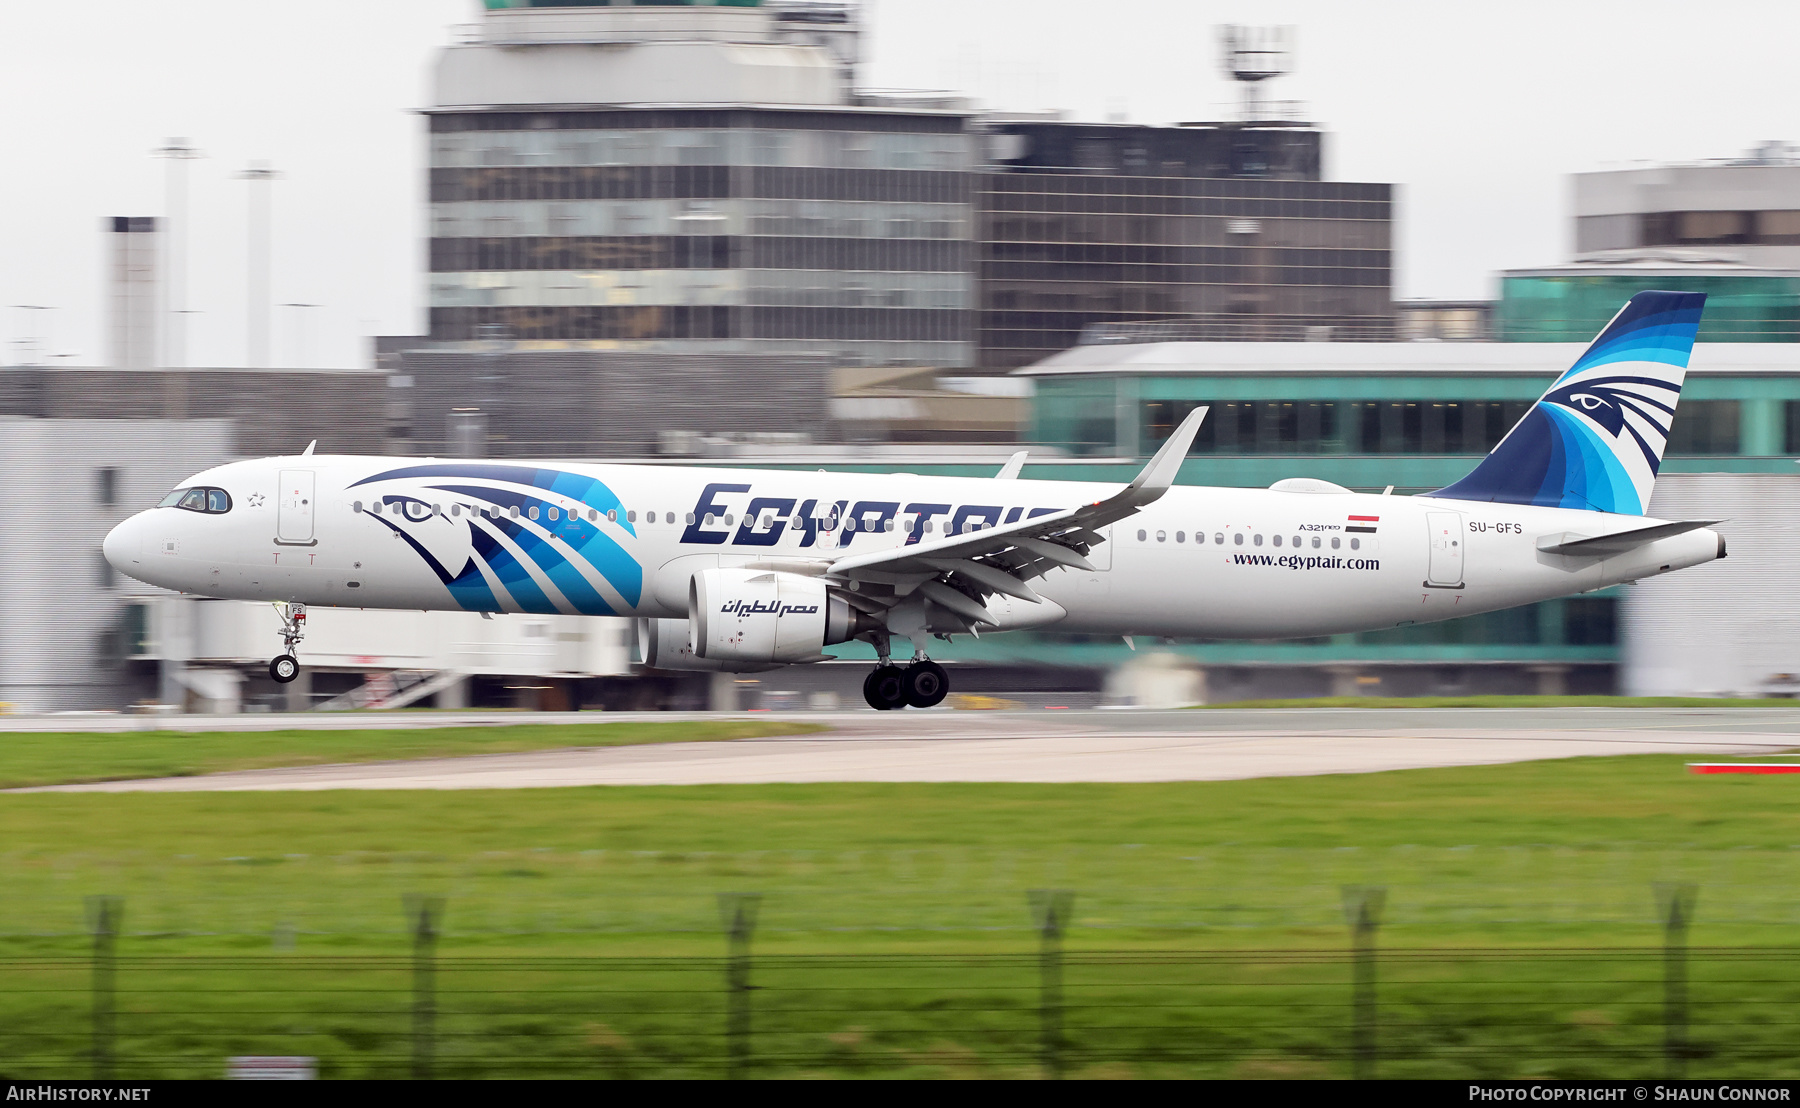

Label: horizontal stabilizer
[1536,519,1721,557]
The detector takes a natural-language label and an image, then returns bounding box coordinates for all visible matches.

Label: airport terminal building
[990,338,1800,700]
[7,5,1800,712]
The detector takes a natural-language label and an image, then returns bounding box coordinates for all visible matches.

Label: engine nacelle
[638,617,782,673]
[690,568,867,665]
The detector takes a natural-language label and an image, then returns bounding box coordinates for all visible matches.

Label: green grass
[4,753,1800,1077]
[1199,695,1800,709]
[0,720,820,789]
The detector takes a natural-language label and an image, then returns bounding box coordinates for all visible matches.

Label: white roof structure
[1014,341,1800,378]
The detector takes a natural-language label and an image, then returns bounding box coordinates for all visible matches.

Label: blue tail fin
[1429,290,1705,515]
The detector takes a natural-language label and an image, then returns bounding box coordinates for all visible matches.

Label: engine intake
[690,568,871,665]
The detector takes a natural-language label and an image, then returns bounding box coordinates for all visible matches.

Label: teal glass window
[1499,274,1800,342]
[1666,400,1741,455]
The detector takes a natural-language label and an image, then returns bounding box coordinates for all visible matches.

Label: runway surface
[12,707,1800,792]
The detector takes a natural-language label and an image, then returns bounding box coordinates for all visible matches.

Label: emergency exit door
[1425,511,1465,588]
[277,469,316,544]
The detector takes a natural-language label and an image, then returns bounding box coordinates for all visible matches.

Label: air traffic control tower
[427,0,976,370]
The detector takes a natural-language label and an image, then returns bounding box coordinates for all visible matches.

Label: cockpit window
[164,486,233,514]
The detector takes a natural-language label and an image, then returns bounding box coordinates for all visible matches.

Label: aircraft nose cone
[103,514,143,573]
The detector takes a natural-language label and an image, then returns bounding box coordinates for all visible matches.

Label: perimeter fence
[5,883,1798,1080]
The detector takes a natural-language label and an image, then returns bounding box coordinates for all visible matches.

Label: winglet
[996,451,1028,480]
[1120,406,1206,508]
[302,440,317,456]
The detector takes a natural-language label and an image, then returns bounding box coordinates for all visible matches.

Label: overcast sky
[2,0,1794,368]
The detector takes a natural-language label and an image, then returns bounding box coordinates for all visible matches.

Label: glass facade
[977,174,1393,369]
[1141,398,1746,457]
[1498,274,1800,342]
[426,109,975,366]
[1035,371,1800,463]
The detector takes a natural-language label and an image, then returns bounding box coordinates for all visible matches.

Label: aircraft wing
[824,407,1207,627]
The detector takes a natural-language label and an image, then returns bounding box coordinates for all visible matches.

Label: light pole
[280,303,321,368]
[237,162,280,368]
[152,138,204,369]
[10,305,55,367]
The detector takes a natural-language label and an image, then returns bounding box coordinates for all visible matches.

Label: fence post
[404,895,446,1081]
[85,896,123,1081]
[1029,889,1075,1080]
[1656,883,1698,1080]
[718,893,762,1080]
[1341,885,1386,1081]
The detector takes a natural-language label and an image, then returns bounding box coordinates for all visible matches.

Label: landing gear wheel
[903,660,949,708]
[863,665,908,711]
[270,655,300,684]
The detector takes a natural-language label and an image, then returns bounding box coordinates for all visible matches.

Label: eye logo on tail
[1431,291,1704,516]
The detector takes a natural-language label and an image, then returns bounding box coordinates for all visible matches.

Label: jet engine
[689,568,873,666]
[637,616,784,673]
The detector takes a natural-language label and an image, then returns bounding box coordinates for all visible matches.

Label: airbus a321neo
[105,291,1724,710]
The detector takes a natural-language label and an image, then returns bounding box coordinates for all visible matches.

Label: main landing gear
[862,639,949,710]
[269,602,306,685]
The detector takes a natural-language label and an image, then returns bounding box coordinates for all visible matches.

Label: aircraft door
[277,469,317,545]
[1425,510,1465,588]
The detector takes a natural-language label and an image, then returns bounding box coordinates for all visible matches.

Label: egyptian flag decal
[1346,514,1379,534]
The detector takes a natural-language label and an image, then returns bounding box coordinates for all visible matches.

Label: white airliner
[105,291,1724,710]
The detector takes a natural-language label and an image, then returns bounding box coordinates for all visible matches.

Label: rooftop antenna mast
[1217,25,1294,123]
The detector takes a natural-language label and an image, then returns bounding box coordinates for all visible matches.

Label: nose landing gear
[269,602,306,685]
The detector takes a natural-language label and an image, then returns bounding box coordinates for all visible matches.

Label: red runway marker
[1688,763,1800,774]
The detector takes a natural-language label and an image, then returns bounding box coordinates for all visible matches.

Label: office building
[975,120,1393,369]
[1574,143,1800,268]
[426,0,975,369]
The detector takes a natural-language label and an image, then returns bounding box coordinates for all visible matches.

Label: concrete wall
[436,41,838,109]
[167,597,633,679]
[394,348,834,457]
[0,368,391,457]
[0,417,234,712]
[1623,473,1800,696]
